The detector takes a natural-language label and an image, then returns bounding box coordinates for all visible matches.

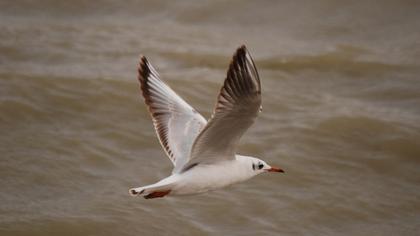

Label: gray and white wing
[138,56,207,173]
[183,45,261,170]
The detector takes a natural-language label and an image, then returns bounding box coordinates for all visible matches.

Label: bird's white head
[239,156,284,176]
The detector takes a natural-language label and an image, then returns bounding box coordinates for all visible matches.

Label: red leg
[144,190,171,199]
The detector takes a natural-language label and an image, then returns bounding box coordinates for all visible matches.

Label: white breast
[170,157,254,195]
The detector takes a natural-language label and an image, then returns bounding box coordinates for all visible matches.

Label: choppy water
[1,1,420,235]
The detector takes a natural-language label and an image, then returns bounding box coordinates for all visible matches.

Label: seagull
[129,45,284,199]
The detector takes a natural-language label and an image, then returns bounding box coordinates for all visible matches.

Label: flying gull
[129,45,284,199]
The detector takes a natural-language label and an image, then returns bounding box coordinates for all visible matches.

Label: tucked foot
[144,190,171,199]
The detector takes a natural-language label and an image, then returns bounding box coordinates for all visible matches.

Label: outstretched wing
[183,45,261,170]
[138,56,207,173]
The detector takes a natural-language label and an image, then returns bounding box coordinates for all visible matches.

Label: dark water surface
[1,1,420,235]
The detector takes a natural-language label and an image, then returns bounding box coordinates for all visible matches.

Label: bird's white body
[131,155,261,196]
[130,46,283,199]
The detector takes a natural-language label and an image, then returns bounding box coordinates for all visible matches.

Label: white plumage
[129,45,283,199]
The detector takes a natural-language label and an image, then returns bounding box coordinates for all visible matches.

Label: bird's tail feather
[129,182,173,198]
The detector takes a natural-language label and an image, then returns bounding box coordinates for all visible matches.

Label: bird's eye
[258,163,264,169]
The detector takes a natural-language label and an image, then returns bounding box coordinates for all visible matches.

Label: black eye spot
[252,163,256,170]
[258,163,264,169]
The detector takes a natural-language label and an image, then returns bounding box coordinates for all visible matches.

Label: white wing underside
[138,58,207,173]
[138,45,261,173]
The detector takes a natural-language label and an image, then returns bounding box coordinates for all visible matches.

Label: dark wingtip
[138,56,148,70]
[138,55,150,83]
[234,45,251,63]
[237,45,247,55]
[139,54,147,61]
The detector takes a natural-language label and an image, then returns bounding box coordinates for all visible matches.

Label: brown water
[1,1,420,235]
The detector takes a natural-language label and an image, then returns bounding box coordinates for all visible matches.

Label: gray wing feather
[183,45,261,170]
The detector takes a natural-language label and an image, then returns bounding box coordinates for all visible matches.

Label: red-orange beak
[267,167,284,173]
